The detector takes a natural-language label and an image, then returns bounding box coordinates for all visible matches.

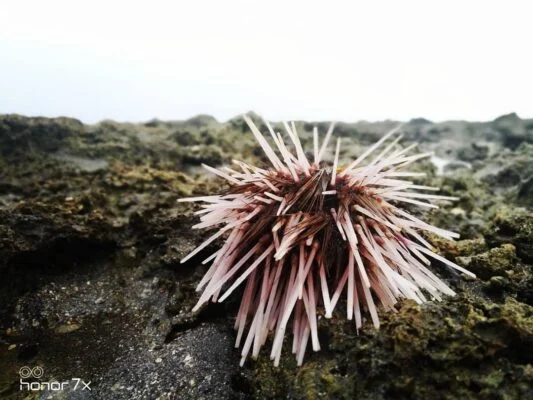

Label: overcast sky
[0,1,531,124]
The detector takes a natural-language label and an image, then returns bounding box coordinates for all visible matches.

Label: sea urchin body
[179,116,475,366]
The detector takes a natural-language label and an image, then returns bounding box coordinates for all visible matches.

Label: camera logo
[19,366,44,379]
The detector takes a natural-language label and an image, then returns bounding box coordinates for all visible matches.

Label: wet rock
[457,244,517,280]
[486,209,533,262]
[492,112,532,149]
[185,114,218,128]
[0,114,83,157]
[1,113,533,400]
[517,176,533,206]
[474,143,533,203]
[409,118,433,125]
[456,142,489,162]
[240,298,533,400]
[94,323,238,400]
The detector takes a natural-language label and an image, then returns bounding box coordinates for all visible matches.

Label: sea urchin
[179,116,475,366]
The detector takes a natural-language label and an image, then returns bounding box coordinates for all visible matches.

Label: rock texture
[0,112,532,399]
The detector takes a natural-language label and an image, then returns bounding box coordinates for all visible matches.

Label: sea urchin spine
[179,116,475,366]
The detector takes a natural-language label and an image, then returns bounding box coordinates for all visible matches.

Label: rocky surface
[0,112,532,399]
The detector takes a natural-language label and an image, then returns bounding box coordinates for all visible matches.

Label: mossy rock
[457,244,518,280]
[487,209,533,262]
[240,297,533,400]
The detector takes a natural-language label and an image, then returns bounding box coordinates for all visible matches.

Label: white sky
[0,1,531,124]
